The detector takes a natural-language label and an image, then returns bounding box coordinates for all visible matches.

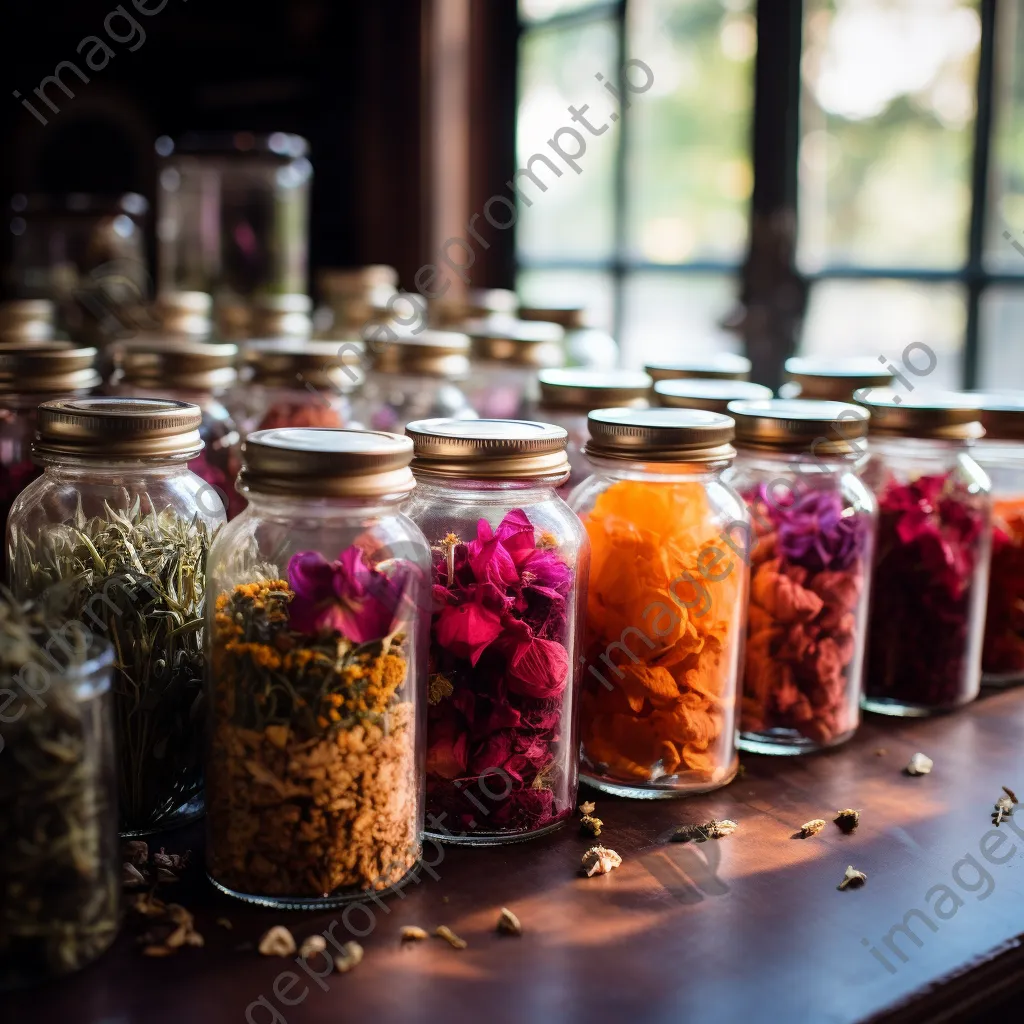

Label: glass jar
[536,368,653,497]
[969,395,1024,684]
[6,398,226,833]
[110,339,245,519]
[654,378,772,414]
[0,343,101,579]
[779,357,893,401]
[403,419,589,843]
[644,352,751,384]
[153,291,213,341]
[569,409,748,797]
[205,427,429,908]
[156,132,312,301]
[519,306,618,370]
[463,317,565,418]
[239,339,363,436]
[0,299,56,344]
[0,602,118,990]
[352,330,478,434]
[859,392,992,715]
[725,400,877,754]
[315,266,399,337]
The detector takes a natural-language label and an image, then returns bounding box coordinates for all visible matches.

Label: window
[515,0,1024,387]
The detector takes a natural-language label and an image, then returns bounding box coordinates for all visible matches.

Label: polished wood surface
[10,688,1024,1024]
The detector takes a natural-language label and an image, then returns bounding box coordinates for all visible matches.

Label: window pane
[627,0,754,264]
[799,0,980,271]
[517,21,620,261]
[516,268,615,330]
[986,1,1024,274]
[519,0,609,24]
[979,287,1024,389]
[619,271,741,369]
[800,280,965,388]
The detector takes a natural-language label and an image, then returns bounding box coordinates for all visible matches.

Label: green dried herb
[9,491,214,833]
[0,594,119,987]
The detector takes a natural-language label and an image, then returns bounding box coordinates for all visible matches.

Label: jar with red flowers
[859,392,992,715]
[725,400,877,754]
[403,418,589,843]
[969,394,1024,684]
[778,357,893,401]
[205,428,430,907]
[0,343,100,578]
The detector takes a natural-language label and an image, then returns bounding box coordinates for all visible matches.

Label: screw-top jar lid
[251,294,314,339]
[318,266,399,297]
[240,427,415,498]
[519,306,586,329]
[585,407,736,463]
[855,389,984,440]
[655,378,773,413]
[406,418,570,480]
[0,299,55,344]
[0,342,101,394]
[369,330,471,378]
[115,339,239,391]
[34,397,204,460]
[465,316,565,367]
[538,368,652,411]
[784,356,894,400]
[644,352,751,382]
[727,399,869,454]
[966,392,1024,441]
[245,338,363,388]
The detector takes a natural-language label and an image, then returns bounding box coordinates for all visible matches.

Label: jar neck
[410,474,561,503]
[242,487,411,517]
[39,455,198,478]
[734,447,861,476]
[583,454,730,483]
[868,435,975,461]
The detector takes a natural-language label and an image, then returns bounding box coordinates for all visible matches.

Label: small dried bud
[838,865,867,891]
[874,748,887,757]
[258,926,297,957]
[142,945,173,957]
[434,925,468,949]
[579,801,596,815]
[400,926,429,942]
[1003,785,1019,804]
[334,941,364,973]
[580,814,603,837]
[671,819,738,843]
[122,863,147,887]
[905,752,933,776]
[581,845,622,877]
[834,808,860,833]
[216,918,233,930]
[799,819,827,838]
[496,908,522,936]
[123,840,149,867]
[299,935,327,959]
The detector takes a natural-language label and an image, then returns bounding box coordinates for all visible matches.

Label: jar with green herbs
[0,598,119,990]
[6,397,225,834]
[205,427,429,908]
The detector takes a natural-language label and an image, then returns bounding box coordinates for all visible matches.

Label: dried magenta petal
[981,499,1024,677]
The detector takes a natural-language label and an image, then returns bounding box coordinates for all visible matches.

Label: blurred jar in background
[655,377,773,414]
[519,306,618,370]
[645,353,751,383]
[0,299,56,345]
[429,287,518,330]
[110,339,245,519]
[353,329,477,434]
[315,266,399,337]
[780,356,893,401]
[536,368,652,496]
[464,316,564,418]
[152,291,213,342]
[155,132,311,305]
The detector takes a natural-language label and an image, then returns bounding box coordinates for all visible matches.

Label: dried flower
[905,752,934,776]
[434,925,468,950]
[579,801,596,815]
[1003,785,1019,804]
[135,901,203,956]
[427,673,454,705]
[834,808,860,833]
[334,941,364,972]
[581,846,622,877]
[123,841,150,867]
[580,814,603,837]
[217,918,233,930]
[993,791,1017,827]
[799,819,827,838]
[122,863,147,887]
[400,926,429,942]
[496,908,522,936]
[875,748,888,756]
[258,926,297,957]
[299,935,328,959]
[838,865,867,891]
[671,819,738,843]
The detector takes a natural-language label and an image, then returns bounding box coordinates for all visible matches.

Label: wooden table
[11,687,1024,1024]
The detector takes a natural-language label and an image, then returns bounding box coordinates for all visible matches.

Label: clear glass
[569,458,748,797]
[979,288,1024,389]
[972,438,1024,683]
[727,449,877,754]
[157,139,311,300]
[862,437,992,715]
[798,0,979,271]
[1,397,46,581]
[462,362,544,420]
[0,638,118,990]
[627,0,754,265]
[516,269,615,332]
[534,406,594,498]
[6,459,225,833]
[241,382,354,437]
[351,372,477,434]
[403,476,589,843]
[205,490,430,908]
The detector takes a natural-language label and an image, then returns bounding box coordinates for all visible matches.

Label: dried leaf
[434,925,468,950]
[671,819,738,843]
[1003,785,1019,804]
[258,926,297,957]
[496,908,522,936]
[580,814,603,837]
[838,865,867,891]
[581,845,622,877]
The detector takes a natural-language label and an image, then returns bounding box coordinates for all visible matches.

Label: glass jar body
[6,460,225,834]
[204,491,430,908]
[862,438,992,715]
[462,362,539,419]
[726,450,877,754]
[1,396,45,580]
[569,461,748,797]
[534,407,592,499]
[0,641,119,990]
[351,371,477,434]
[403,477,589,843]
[971,438,1024,684]
[241,382,354,437]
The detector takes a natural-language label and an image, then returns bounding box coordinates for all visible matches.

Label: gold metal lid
[784,356,894,400]
[967,392,1024,441]
[251,294,314,339]
[215,299,253,339]
[245,338,364,388]
[856,389,984,440]
[241,427,415,498]
[370,331,471,378]
[644,353,751,382]
[538,368,652,411]
[0,342,101,395]
[115,339,238,390]
[406,418,570,481]
[34,397,204,460]
[655,378,773,413]
[727,398,869,454]
[154,291,213,339]
[318,266,399,297]
[585,407,736,464]
[0,299,55,344]
[466,315,565,367]
[519,306,586,329]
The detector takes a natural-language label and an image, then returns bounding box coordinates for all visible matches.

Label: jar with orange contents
[569,408,749,797]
